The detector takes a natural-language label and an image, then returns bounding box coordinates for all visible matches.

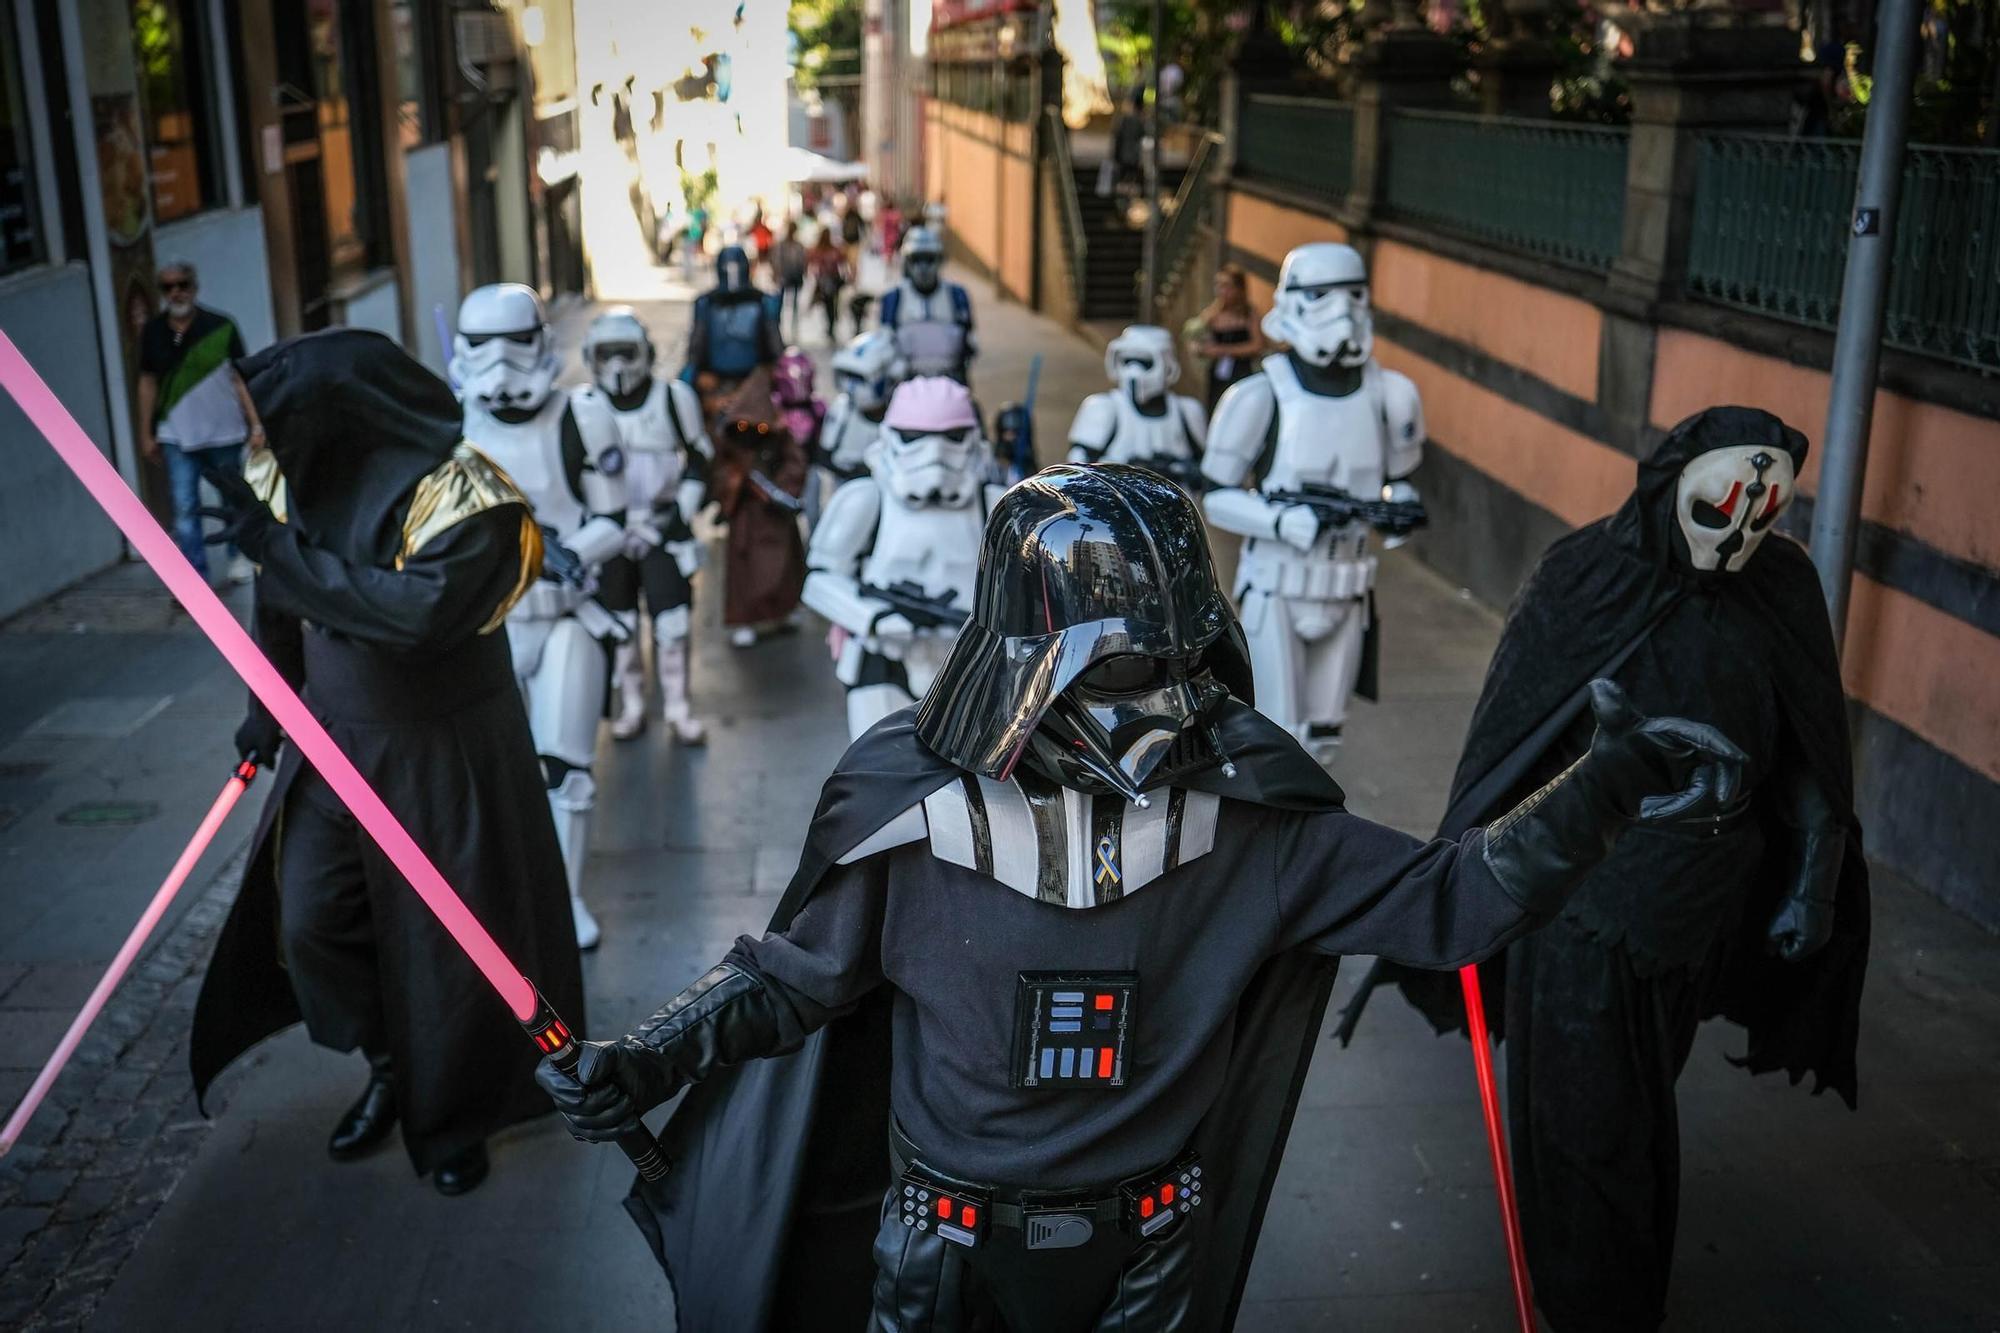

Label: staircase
[1068,164,1186,322]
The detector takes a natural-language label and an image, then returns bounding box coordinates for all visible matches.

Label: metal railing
[1157,130,1225,308]
[1236,95,1355,202]
[1688,133,2000,373]
[1384,110,1629,272]
[1043,107,1089,313]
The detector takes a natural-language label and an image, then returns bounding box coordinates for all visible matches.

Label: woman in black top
[1189,264,1265,412]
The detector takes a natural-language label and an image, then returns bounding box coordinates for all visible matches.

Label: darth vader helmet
[916,466,1254,802]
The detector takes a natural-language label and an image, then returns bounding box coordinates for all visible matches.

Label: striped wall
[1224,181,2000,927]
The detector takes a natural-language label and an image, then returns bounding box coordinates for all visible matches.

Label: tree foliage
[790,0,863,91]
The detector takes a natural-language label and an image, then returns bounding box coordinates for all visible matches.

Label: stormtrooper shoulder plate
[1378,365,1425,481]
[807,476,884,572]
[1068,393,1120,457]
[1200,372,1277,488]
[838,775,1222,909]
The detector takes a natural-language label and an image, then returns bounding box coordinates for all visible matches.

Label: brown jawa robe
[711,370,809,627]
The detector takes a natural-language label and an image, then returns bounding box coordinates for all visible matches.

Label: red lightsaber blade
[0,762,257,1157]
[1460,964,1534,1333]
[0,332,667,1181]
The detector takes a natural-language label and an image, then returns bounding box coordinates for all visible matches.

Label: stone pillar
[1343,29,1457,230]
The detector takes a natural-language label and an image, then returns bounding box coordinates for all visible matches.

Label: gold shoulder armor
[401,443,543,632]
[243,447,289,523]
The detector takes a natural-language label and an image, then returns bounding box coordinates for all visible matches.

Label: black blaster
[861,580,971,632]
[1263,480,1429,539]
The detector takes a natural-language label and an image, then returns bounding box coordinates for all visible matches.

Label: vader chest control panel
[1012,972,1136,1089]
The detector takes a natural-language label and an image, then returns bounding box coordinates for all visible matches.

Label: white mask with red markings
[1674,444,1796,573]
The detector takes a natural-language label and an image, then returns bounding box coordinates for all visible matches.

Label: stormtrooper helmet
[902,226,945,293]
[1262,243,1373,369]
[832,330,899,412]
[874,376,988,509]
[1106,325,1179,403]
[452,283,558,412]
[1675,444,1797,573]
[581,306,655,398]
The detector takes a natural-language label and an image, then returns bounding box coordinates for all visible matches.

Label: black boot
[433,1141,490,1196]
[327,1050,398,1162]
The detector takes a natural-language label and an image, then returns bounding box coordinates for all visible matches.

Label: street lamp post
[1809,0,1921,651]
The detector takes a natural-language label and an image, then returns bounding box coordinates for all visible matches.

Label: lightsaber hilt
[520,986,671,1182]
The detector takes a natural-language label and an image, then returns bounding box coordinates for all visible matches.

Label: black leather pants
[866,1187,1199,1333]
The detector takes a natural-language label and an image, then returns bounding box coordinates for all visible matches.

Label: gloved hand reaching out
[197,465,280,563]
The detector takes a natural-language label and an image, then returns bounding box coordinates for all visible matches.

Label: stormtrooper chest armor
[1258,357,1386,500]
[608,382,685,508]
[858,492,985,607]
[1105,395,1195,466]
[466,396,586,536]
[893,282,967,374]
[841,774,1222,908]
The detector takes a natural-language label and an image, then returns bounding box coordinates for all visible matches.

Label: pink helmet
[772,347,818,406]
[883,376,978,434]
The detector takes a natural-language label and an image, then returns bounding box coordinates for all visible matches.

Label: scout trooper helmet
[581,306,655,398]
[1106,325,1180,404]
[1262,242,1373,369]
[874,376,988,509]
[902,226,945,293]
[452,283,559,411]
[832,330,899,412]
[917,465,1255,804]
[1662,409,1805,574]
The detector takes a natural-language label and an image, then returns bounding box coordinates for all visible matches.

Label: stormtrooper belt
[888,1118,1206,1252]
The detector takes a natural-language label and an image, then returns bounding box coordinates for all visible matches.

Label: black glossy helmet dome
[915,465,1254,797]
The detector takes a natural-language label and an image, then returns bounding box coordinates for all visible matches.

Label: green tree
[790,0,863,91]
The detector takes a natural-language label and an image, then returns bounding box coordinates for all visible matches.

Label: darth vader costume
[538,465,1747,1332]
[189,330,585,1194]
[1338,406,1869,1331]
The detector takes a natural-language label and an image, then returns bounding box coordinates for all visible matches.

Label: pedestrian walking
[190,329,585,1199]
[137,260,265,587]
[773,222,809,341]
[806,228,850,345]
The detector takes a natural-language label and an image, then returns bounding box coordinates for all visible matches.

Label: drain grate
[55,800,161,826]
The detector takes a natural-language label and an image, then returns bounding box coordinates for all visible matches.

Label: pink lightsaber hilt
[1460,964,1535,1333]
[0,332,670,1181]
[523,988,669,1181]
[0,762,257,1157]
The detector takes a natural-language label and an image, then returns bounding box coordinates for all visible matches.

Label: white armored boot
[609,638,648,740]
[658,638,706,745]
[548,769,602,949]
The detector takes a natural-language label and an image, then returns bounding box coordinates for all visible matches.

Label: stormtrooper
[1067,324,1207,491]
[878,226,976,382]
[1201,242,1425,754]
[818,329,899,483]
[802,376,1000,739]
[574,306,714,747]
[452,283,625,950]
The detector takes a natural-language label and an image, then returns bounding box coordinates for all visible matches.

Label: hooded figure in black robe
[189,329,585,1194]
[533,465,1748,1332]
[1337,406,1869,1331]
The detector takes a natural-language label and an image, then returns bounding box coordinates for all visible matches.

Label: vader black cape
[1337,407,1868,1106]
[626,701,1347,1333]
[189,330,584,1173]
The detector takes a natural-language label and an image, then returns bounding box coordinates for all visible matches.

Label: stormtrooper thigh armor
[507,598,609,908]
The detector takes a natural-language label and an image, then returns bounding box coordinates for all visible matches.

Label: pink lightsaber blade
[0,332,667,1181]
[0,762,257,1157]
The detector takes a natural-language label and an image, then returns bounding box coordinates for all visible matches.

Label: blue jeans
[162,440,245,576]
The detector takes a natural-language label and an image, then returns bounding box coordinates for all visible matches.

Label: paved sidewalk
[0,271,1995,1332]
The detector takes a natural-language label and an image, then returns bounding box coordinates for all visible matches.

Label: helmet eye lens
[1080,654,1174,696]
[942,427,970,443]
[894,428,926,445]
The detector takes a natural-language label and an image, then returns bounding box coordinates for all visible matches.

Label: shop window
[389,0,440,148]
[131,0,219,223]
[0,0,46,271]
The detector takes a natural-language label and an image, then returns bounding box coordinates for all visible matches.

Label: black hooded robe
[189,330,586,1176]
[1338,407,1869,1330]
[620,700,1584,1332]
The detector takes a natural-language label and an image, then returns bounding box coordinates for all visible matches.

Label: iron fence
[1236,95,1355,202]
[1384,110,1629,272]
[1688,133,2000,373]
[1158,131,1225,308]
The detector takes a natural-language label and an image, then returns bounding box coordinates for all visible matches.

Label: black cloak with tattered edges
[1337,406,1869,1106]
[626,703,1349,1333]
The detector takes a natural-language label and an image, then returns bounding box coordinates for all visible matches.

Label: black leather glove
[197,465,279,562]
[534,961,807,1143]
[1482,679,1749,913]
[233,710,282,768]
[538,526,587,586]
[1764,766,1843,962]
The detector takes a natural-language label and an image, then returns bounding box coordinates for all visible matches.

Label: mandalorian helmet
[452,283,559,411]
[716,245,754,294]
[581,306,655,398]
[902,226,945,293]
[916,466,1254,802]
[1262,243,1373,369]
[874,376,988,508]
[1106,325,1179,403]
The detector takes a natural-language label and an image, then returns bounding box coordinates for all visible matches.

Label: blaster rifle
[1264,481,1429,539]
[860,580,971,632]
[749,469,805,514]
